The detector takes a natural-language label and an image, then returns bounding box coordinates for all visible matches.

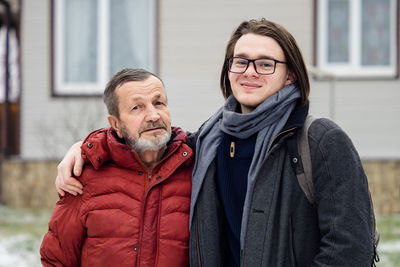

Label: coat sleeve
[310,119,374,266]
[40,194,86,266]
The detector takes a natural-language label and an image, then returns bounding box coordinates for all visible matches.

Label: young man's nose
[244,62,259,76]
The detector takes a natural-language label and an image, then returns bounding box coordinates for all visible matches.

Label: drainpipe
[0,0,11,159]
[0,0,11,204]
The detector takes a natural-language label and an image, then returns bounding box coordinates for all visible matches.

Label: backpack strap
[291,115,380,265]
[296,115,380,266]
[296,114,316,205]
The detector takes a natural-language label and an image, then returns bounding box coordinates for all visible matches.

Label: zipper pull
[230,141,235,158]
[146,170,152,187]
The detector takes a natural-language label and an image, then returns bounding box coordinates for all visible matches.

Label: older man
[40,69,193,267]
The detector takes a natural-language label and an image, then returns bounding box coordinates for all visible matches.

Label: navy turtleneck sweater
[216,132,257,267]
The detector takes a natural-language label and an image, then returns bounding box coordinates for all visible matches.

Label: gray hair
[103,68,163,118]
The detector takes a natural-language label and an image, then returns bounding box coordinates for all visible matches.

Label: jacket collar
[82,126,188,171]
[267,100,309,148]
[281,100,309,132]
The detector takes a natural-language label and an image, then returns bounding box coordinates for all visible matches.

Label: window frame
[314,0,399,79]
[51,0,158,97]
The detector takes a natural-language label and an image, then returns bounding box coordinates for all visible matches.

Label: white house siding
[19,0,399,159]
[20,0,107,159]
[309,79,400,159]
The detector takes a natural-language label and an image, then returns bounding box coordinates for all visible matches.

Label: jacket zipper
[146,171,152,188]
[267,127,296,152]
[136,170,152,266]
[135,144,188,266]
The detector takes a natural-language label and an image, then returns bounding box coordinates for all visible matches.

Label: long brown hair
[220,18,310,106]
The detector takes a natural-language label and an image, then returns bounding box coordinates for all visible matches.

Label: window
[316,0,398,78]
[52,0,157,95]
[0,12,21,157]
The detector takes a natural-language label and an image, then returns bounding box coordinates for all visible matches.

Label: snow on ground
[0,205,399,266]
[0,233,42,267]
[379,240,400,253]
[0,205,48,267]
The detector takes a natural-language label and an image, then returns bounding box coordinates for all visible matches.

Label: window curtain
[0,27,19,103]
[109,0,152,76]
[361,0,391,66]
[327,0,349,63]
[64,0,98,83]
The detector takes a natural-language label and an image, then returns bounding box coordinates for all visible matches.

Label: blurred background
[0,0,399,266]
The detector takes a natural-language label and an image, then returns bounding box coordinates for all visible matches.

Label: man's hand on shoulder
[55,141,84,196]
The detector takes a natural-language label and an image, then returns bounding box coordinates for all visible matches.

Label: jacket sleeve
[40,194,86,266]
[310,119,374,266]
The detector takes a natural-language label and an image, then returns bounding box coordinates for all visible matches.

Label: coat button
[182,151,188,157]
[138,171,143,175]
[87,143,93,148]
[292,157,298,163]
[134,247,138,251]
[156,176,162,181]
[97,157,102,163]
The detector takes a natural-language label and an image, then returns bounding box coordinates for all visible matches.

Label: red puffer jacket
[40,127,193,267]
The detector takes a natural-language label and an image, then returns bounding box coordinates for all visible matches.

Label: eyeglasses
[228,57,286,75]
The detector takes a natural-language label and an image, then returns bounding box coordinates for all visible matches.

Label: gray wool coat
[188,105,375,267]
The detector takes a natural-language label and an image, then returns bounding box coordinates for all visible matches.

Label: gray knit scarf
[190,84,301,247]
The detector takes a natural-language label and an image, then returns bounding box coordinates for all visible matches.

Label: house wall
[20,0,108,159]
[20,0,400,161]
[310,79,400,159]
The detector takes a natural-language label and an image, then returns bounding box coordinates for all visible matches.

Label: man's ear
[285,71,297,86]
[107,115,123,138]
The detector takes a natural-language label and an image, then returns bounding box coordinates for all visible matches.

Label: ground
[0,205,399,266]
[0,205,50,267]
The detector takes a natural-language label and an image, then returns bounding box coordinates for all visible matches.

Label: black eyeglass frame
[227,56,287,75]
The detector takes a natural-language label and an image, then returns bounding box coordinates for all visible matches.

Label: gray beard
[124,130,171,153]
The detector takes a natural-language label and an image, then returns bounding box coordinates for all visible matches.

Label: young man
[56,19,376,266]
[188,19,375,266]
[41,69,193,267]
